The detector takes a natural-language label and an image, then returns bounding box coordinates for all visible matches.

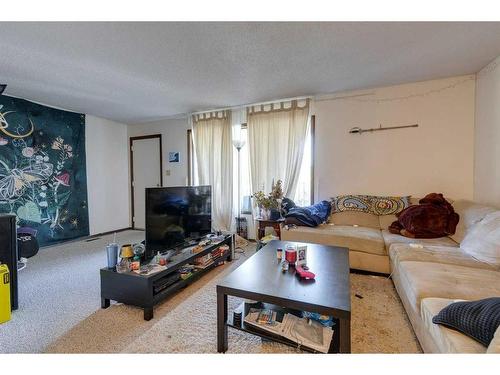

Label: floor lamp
[232,124,246,237]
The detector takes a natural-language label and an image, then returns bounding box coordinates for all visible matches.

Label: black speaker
[0,214,18,310]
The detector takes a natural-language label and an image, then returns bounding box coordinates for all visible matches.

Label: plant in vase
[252,179,284,220]
[252,191,272,219]
[270,180,284,219]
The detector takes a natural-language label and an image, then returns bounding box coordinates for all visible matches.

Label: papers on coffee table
[244,308,334,353]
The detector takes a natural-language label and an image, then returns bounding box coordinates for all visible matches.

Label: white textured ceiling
[0,22,499,124]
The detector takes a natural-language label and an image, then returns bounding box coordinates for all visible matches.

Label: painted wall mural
[0,96,89,246]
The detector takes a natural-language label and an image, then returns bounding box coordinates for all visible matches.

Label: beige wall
[474,56,500,208]
[127,118,190,187]
[313,75,476,201]
[127,118,190,225]
[85,115,130,234]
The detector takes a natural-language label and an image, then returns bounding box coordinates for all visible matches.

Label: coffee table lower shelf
[226,302,339,354]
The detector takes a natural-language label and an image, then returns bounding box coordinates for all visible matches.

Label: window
[233,124,252,214]
[233,119,313,210]
[293,121,313,206]
[192,114,314,218]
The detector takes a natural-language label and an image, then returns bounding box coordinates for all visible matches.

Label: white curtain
[248,99,310,198]
[192,111,233,231]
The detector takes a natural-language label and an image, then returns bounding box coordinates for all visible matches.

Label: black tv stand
[100,234,234,320]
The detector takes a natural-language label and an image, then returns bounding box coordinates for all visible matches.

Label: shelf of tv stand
[153,251,231,303]
[100,234,234,321]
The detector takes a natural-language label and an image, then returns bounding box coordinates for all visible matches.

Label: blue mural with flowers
[0,95,89,246]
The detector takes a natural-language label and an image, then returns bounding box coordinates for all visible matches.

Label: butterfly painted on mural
[0,162,53,202]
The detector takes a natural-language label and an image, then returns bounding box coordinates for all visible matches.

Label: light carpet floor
[0,230,145,353]
[45,238,421,353]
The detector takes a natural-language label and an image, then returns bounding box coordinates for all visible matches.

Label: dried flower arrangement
[252,180,284,217]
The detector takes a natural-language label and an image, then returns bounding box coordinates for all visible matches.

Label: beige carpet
[0,230,146,353]
[46,246,421,354]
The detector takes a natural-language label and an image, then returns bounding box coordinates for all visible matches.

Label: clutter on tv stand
[110,232,229,276]
[100,233,234,320]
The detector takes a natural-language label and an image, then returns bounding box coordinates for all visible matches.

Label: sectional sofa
[281,198,500,353]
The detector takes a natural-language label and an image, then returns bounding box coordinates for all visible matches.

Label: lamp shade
[232,138,246,149]
[120,244,134,258]
[232,123,246,149]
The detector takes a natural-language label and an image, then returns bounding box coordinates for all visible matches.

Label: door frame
[129,134,163,229]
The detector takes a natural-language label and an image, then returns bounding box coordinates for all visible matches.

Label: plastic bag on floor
[235,234,249,249]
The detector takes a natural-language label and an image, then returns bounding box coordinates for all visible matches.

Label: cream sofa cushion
[450,200,497,243]
[281,224,386,255]
[409,197,420,205]
[420,298,486,353]
[382,229,458,251]
[395,261,500,310]
[349,250,390,274]
[378,197,420,230]
[389,244,497,271]
[379,213,397,230]
[487,325,500,353]
[329,211,380,229]
[460,211,500,266]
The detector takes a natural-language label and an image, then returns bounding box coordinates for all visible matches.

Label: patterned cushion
[432,297,500,346]
[331,195,410,216]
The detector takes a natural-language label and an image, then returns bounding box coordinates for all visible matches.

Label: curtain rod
[349,123,419,134]
[189,95,313,117]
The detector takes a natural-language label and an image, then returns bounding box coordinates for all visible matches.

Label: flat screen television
[145,186,212,259]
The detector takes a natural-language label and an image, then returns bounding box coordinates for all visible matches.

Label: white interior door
[132,137,162,229]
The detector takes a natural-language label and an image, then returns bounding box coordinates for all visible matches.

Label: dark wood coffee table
[216,240,351,353]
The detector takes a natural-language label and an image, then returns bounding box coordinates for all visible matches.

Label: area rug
[46,247,421,354]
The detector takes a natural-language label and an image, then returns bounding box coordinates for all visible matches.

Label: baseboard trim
[350,268,390,277]
[40,227,135,248]
[88,227,134,239]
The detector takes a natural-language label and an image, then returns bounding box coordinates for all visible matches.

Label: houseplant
[253,179,284,220]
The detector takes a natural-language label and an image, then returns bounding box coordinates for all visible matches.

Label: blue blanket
[285,200,331,227]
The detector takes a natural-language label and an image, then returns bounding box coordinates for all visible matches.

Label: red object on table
[296,265,316,280]
[285,248,297,264]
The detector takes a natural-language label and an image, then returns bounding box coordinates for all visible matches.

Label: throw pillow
[460,211,500,266]
[331,195,410,216]
[450,200,497,243]
[371,195,411,215]
[432,297,500,346]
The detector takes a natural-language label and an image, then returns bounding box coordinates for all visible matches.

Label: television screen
[145,186,212,257]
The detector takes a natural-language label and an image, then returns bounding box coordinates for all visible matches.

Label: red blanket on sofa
[388,193,460,238]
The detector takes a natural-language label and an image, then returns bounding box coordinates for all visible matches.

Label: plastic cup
[106,243,119,269]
